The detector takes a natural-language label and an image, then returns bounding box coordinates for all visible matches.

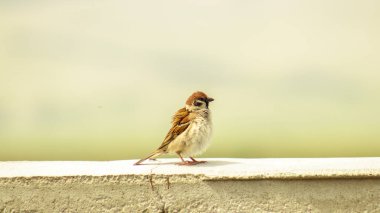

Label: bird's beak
[207,97,214,102]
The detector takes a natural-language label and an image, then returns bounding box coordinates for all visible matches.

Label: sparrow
[134,91,214,166]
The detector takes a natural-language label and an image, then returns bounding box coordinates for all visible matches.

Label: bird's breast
[167,110,213,156]
[181,113,213,156]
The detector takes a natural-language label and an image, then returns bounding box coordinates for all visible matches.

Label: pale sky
[1,0,379,159]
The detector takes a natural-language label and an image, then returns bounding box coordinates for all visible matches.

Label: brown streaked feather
[172,107,191,125]
[157,107,192,151]
[134,107,192,165]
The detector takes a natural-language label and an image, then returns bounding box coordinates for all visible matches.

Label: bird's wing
[157,107,192,151]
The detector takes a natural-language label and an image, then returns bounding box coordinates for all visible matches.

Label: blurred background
[1,0,379,160]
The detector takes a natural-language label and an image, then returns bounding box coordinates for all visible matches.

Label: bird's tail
[134,150,163,165]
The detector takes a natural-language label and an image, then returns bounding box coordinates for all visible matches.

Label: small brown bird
[134,91,214,166]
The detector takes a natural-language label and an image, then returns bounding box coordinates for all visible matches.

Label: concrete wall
[1,158,380,212]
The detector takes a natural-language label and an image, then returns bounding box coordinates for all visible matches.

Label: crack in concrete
[148,165,169,212]
[155,185,167,213]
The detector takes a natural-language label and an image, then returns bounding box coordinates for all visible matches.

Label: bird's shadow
[196,160,238,167]
[134,160,237,167]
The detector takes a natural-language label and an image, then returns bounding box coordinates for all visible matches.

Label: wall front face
[1,176,380,212]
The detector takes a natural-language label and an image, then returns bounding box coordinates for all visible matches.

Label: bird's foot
[189,157,207,164]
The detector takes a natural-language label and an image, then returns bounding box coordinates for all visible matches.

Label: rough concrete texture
[1,158,380,212]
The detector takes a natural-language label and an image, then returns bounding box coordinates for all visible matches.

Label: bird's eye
[194,101,202,107]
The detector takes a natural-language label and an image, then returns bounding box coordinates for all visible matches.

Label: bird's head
[185,91,214,111]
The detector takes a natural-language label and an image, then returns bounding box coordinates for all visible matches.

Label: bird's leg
[190,157,207,164]
[176,152,196,166]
